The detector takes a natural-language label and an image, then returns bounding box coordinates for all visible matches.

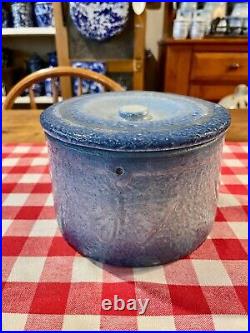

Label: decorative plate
[69,2,129,41]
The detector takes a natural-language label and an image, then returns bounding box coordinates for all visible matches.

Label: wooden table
[226,108,248,142]
[2,141,248,331]
[2,109,45,144]
[2,108,248,144]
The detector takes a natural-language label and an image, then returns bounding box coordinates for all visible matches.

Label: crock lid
[40,91,231,152]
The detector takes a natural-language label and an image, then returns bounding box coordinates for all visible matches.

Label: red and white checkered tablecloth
[2,142,248,331]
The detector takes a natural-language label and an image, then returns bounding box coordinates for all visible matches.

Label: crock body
[47,134,224,267]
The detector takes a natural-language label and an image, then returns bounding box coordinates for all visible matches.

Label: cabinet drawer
[191,52,248,82]
[189,84,238,102]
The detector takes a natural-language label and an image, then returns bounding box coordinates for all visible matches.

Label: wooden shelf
[2,27,56,36]
[2,2,146,99]
[71,58,134,73]
[2,96,62,104]
[159,37,248,46]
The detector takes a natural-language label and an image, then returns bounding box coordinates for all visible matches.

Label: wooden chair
[3,66,124,110]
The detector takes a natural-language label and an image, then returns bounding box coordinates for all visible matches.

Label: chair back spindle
[3,66,124,110]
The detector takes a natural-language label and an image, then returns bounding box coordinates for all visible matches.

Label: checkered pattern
[2,143,248,331]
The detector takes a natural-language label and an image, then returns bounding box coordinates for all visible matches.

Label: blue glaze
[2,7,8,28]
[72,61,106,95]
[45,52,60,97]
[11,2,33,27]
[40,91,231,152]
[34,2,54,27]
[69,2,129,41]
[46,134,224,267]
[40,92,230,267]
[25,53,44,96]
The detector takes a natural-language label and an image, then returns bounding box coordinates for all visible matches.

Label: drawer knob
[229,63,240,70]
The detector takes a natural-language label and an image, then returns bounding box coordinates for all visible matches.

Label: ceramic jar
[219,84,248,110]
[34,2,54,27]
[72,61,106,95]
[173,18,190,39]
[179,2,197,13]
[215,17,228,34]
[242,18,248,35]
[69,2,129,41]
[2,7,8,28]
[228,17,243,35]
[45,52,60,97]
[40,92,230,267]
[11,2,33,28]
[190,19,206,39]
[26,54,44,96]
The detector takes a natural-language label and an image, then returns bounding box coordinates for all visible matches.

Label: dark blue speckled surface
[69,2,129,41]
[40,91,230,152]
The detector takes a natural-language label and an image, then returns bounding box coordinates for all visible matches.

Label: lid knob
[119,104,149,121]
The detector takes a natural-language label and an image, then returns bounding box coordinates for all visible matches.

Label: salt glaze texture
[47,135,224,267]
[41,92,230,267]
[40,92,230,152]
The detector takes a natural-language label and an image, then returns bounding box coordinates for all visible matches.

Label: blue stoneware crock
[40,92,230,267]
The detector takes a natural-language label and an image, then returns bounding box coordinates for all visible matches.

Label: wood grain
[53,2,72,99]
[159,38,248,101]
[2,109,45,144]
[159,37,248,46]
[191,52,248,82]
[165,46,192,94]
[71,59,135,73]
[189,84,238,102]
[226,109,248,142]
[133,11,146,90]
[162,2,175,38]
[3,66,123,110]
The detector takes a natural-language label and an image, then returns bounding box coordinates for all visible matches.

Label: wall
[145,4,164,59]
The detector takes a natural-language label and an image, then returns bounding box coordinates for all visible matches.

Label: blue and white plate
[69,2,129,41]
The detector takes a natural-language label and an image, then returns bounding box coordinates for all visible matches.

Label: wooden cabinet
[158,38,248,102]
[191,52,248,82]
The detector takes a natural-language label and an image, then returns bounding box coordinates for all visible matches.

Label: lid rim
[40,91,231,152]
[44,128,229,153]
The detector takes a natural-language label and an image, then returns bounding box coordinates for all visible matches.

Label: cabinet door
[164,46,192,94]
